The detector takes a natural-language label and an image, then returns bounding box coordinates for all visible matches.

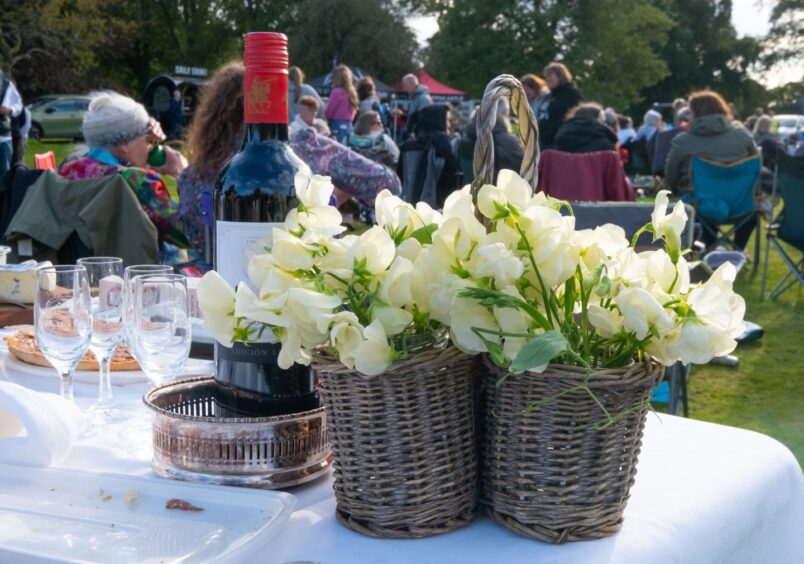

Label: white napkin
[0,381,86,466]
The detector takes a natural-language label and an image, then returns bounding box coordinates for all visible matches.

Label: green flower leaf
[409,223,438,245]
[510,330,568,373]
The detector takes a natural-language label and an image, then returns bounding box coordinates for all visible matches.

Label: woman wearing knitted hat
[59,91,196,267]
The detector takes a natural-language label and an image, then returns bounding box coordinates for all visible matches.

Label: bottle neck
[243,122,288,143]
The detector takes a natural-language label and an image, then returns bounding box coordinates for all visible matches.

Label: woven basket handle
[470,75,540,202]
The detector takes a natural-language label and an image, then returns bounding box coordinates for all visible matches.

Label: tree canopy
[427,0,674,110]
[0,0,800,116]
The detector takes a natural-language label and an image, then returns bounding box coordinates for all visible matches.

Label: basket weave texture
[314,345,478,538]
[481,356,663,543]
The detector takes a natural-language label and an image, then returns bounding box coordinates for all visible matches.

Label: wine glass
[123,265,172,348]
[78,257,124,405]
[34,265,93,402]
[128,273,191,389]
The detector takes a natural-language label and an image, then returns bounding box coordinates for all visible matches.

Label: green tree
[425,0,672,109]
[763,0,804,68]
[286,0,418,81]
[639,0,765,117]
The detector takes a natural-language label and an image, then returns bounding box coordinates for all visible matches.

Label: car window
[75,100,90,111]
[50,100,75,112]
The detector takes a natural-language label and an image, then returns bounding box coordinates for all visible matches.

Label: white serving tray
[0,463,296,563]
[0,354,215,386]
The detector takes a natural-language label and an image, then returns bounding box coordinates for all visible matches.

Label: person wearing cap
[59,91,195,267]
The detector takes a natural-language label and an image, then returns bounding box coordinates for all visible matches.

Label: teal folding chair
[684,155,762,273]
[761,152,804,299]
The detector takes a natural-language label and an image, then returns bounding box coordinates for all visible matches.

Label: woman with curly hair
[177,61,244,269]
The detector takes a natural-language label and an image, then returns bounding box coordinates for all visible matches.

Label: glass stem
[60,370,74,403]
[103,354,114,401]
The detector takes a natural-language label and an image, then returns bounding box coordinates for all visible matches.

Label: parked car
[774,114,804,143]
[26,96,60,111]
[28,95,91,140]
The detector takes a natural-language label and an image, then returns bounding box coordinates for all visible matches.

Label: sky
[407,0,799,88]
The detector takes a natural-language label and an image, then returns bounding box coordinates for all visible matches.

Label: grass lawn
[24,139,179,200]
[685,232,803,467]
[23,140,804,466]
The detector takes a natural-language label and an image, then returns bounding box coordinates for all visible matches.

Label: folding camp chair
[538,150,635,202]
[684,155,762,273]
[34,151,57,171]
[760,152,804,299]
[563,201,696,417]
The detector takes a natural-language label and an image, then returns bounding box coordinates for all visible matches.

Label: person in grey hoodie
[402,73,433,138]
[664,90,758,249]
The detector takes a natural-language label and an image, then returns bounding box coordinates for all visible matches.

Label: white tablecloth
[1,331,802,564]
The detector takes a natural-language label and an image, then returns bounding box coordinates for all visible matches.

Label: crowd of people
[2,58,803,273]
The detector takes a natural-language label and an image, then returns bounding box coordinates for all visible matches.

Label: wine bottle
[212,32,318,417]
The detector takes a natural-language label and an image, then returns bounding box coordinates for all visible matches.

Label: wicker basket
[481,357,663,543]
[314,344,478,538]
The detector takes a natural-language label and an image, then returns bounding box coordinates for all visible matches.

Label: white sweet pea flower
[614,287,676,340]
[379,257,414,307]
[248,254,292,296]
[285,171,345,238]
[270,228,316,271]
[286,206,345,238]
[318,234,357,272]
[538,244,580,289]
[285,288,341,325]
[466,243,525,287]
[651,190,688,261]
[295,171,333,208]
[372,305,413,336]
[396,238,423,262]
[233,284,289,329]
[442,185,474,218]
[484,221,521,249]
[671,318,738,365]
[414,201,444,227]
[348,226,396,274]
[449,299,499,354]
[428,273,472,325]
[643,249,690,299]
[477,184,508,219]
[277,327,311,369]
[607,247,649,292]
[326,311,363,369]
[496,169,533,209]
[283,288,342,350]
[588,304,624,338]
[660,264,744,364]
[197,271,237,347]
[685,262,745,338]
[353,319,393,376]
[518,205,569,264]
[493,286,531,361]
[525,190,552,209]
[375,190,416,237]
[432,216,486,264]
[576,224,629,273]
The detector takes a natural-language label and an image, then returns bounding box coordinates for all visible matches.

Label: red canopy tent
[395,69,467,102]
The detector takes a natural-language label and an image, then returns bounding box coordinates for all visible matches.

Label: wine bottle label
[244,71,288,125]
[215,220,283,289]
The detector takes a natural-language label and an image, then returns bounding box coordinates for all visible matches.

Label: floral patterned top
[289,128,401,205]
[58,147,198,268]
[176,165,214,271]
